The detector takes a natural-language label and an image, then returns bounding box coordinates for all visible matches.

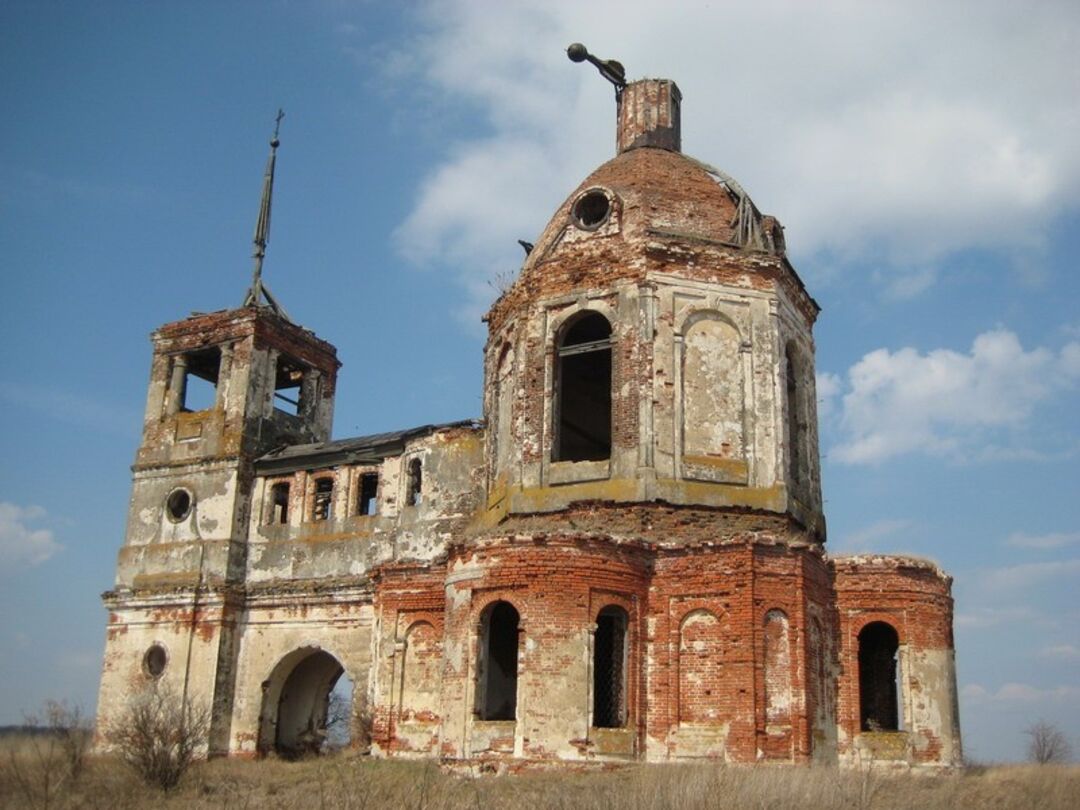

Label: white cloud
[1040,644,1080,661]
[835,519,910,552]
[980,559,1080,591]
[0,502,61,570]
[1005,531,1080,551]
[955,605,1043,630]
[377,1,1080,313]
[963,682,1080,705]
[826,329,1080,464]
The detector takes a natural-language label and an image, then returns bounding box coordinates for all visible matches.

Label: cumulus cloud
[980,559,1080,591]
[963,682,1080,705]
[377,0,1080,314]
[823,329,1080,464]
[0,502,61,570]
[954,605,1044,630]
[834,519,910,552]
[1005,531,1080,550]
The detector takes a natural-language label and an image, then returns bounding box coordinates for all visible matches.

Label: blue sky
[1,2,1077,762]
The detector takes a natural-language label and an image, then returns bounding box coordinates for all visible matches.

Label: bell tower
[99,115,340,755]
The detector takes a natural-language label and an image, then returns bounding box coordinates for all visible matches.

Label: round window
[572,189,612,230]
[165,488,192,522]
[143,644,168,678]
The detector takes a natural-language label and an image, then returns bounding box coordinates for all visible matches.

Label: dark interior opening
[357,472,378,516]
[274,355,307,417]
[554,313,612,462]
[405,458,422,506]
[593,606,628,728]
[858,621,900,732]
[165,489,192,522]
[479,601,519,721]
[573,190,611,229]
[313,477,333,521]
[270,482,289,524]
[181,348,221,412]
[786,346,801,482]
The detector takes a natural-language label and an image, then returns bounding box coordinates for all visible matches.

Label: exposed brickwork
[98,76,959,770]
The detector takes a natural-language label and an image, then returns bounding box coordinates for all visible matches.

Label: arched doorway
[858,621,901,732]
[258,647,350,757]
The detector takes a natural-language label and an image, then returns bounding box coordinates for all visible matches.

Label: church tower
[97,121,340,754]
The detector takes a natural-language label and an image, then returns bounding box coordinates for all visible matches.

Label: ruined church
[97,50,962,768]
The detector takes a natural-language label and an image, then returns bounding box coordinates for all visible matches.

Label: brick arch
[546,301,618,349]
[674,306,743,340]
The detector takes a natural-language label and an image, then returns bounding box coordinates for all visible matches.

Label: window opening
[269,482,290,524]
[165,488,192,522]
[180,348,221,412]
[554,313,612,462]
[786,346,801,483]
[593,606,628,728]
[858,621,901,732]
[274,355,307,417]
[572,189,612,230]
[357,472,379,516]
[312,477,333,522]
[143,644,167,679]
[405,458,422,506]
[477,601,519,721]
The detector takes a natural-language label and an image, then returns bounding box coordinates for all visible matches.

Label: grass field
[2,737,1078,810]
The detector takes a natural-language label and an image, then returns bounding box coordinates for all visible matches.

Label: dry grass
[1,739,1078,810]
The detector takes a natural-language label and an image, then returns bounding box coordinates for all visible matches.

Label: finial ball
[567,43,588,62]
[270,138,280,148]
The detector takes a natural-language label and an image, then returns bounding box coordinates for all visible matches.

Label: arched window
[554,312,612,462]
[858,621,901,732]
[476,601,520,721]
[593,606,628,728]
[405,458,422,506]
[785,344,802,485]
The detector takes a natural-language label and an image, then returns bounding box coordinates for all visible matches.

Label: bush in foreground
[104,683,209,792]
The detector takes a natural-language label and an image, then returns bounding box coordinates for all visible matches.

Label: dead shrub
[1027,720,1073,764]
[104,682,210,792]
[0,700,92,810]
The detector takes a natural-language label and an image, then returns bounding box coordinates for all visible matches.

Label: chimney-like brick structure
[617,79,682,153]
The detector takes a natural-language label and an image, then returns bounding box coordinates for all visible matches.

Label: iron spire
[243,109,292,322]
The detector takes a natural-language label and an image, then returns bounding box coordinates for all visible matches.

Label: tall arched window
[785,344,802,485]
[554,312,612,462]
[476,601,520,721]
[593,606,628,728]
[858,621,901,732]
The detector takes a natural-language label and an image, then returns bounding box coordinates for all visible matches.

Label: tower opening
[357,472,379,516]
[554,312,612,462]
[476,601,519,721]
[180,347,221,412]
[593,606,628,728]
[858,621,900,732]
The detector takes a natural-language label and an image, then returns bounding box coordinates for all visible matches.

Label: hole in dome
[572,190,612,230]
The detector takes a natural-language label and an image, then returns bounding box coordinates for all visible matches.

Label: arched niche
[681,313,747,479]
[400,620,441,723]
